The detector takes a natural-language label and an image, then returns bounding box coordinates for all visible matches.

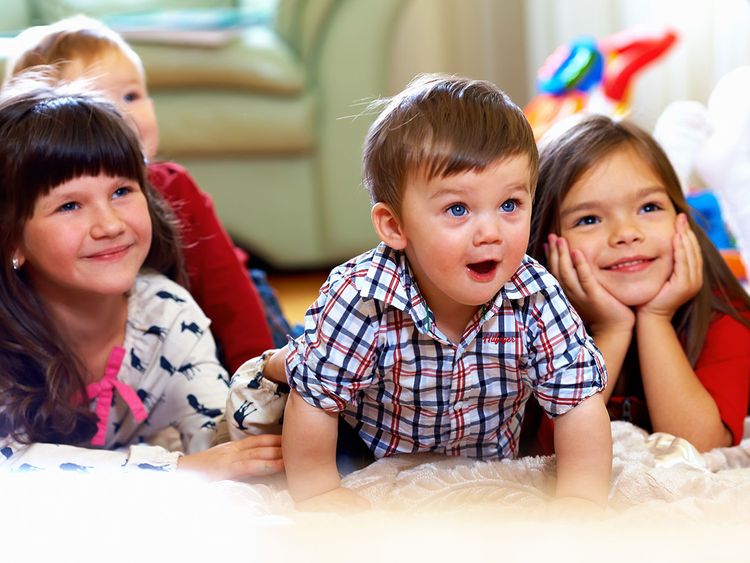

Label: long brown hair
[0,80,183,445]
[528,114,750,365]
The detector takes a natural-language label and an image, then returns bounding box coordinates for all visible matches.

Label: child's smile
[559,147,677,306]
[17,173,152,302]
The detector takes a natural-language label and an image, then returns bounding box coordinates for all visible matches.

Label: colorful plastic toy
[525,26,678,140]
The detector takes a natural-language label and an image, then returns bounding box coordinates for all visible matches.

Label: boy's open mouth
[467,260,498,275]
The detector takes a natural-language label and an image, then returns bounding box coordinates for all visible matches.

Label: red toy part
[599,26,678,102]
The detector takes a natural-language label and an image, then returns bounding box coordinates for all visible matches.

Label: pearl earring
[12,257,19,271]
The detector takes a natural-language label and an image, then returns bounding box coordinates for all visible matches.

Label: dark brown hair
[362,73,538,215]
[528,114,750,364]
[0,80,183,445]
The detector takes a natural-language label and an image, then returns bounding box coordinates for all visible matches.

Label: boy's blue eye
[641,202,661,213]
[574,215,599,227]
[123,92,139,103]
[447,204,467,217]
[500,200,517,213]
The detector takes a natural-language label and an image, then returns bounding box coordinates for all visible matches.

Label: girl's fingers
[554,236,585,297]
[671,230,687,282]
[570,249,598,294]
[236,457,285,478]
[546,234,561,278]
[235,433,282,449]
[684,225,703,286]
[243,445,283,461]
[674,214,703,289]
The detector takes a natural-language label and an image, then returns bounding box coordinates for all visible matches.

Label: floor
[267,269,329,325]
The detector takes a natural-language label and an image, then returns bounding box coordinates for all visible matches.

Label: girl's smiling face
[16,173,152,303]
[558,146,678,306]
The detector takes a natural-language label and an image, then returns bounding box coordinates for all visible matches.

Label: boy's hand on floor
[177,434,283,481]
[295,486,371,514]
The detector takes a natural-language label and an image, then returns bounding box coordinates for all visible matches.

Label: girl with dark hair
[527,114,750,453]
[0,81,282,478]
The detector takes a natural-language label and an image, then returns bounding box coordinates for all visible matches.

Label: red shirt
[524,311,750,454]
[148,161,273,372]
[694,312,750,444]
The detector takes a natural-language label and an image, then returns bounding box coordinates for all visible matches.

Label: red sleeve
[694,312,750,445]
[148,161,273,372]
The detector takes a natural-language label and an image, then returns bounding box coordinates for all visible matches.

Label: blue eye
[500,200,517,213]
[57,201,79,213]
[574,215,599,227]
[641,202,661,213]
[113,186,135,198]
[123,91,140,103]
[447,204,467,217]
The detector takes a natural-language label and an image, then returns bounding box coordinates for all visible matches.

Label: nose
[473,213,502,246]
[609,217,643,246]
[90,203,126,239]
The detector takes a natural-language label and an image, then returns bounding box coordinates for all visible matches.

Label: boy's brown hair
[362,73,538,215]
[4,15,142,84]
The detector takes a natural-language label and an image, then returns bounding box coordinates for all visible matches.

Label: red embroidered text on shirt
[482,335,516,344]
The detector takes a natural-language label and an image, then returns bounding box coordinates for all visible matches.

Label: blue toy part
[686,190,734,249]
[537,36,603,96]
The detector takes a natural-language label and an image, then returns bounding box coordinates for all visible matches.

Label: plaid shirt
[286,243,606,460]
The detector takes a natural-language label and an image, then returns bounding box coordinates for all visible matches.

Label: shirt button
[454,401,464,410]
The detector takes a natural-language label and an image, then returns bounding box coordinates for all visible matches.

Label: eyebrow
[429,183,530,201]
[559,185,667,219]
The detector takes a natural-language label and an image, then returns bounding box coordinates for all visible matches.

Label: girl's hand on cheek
[638,214,703,320]
[546,234,634,334]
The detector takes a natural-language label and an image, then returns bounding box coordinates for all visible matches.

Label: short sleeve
[523,286,607,417]
[286,274,379,412]
[694,313,750,444]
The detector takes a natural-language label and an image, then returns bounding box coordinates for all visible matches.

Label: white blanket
[5,421,750,561]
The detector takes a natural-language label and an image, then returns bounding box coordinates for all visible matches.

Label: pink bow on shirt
[86,346,148,447]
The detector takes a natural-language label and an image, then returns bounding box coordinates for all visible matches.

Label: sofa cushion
[153,89,314,156]
[136,26,304,94]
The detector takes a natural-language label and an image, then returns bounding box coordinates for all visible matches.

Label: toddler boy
[237,74,612,511]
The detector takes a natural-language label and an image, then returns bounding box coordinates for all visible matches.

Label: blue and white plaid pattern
[286,243,606,460]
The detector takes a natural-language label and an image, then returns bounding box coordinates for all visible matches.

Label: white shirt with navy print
[0,270,230,474]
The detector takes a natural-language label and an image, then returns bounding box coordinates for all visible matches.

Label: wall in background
[389,0,529,106]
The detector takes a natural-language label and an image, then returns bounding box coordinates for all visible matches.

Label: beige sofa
[0,0,407,269]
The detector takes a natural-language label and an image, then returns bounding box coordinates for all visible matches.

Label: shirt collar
[499,255,557,301]
[355,245,555,329]
[356,243,432,330]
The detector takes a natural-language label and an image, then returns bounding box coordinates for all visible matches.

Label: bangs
[8,94,145,218]
[18,98,144,199]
